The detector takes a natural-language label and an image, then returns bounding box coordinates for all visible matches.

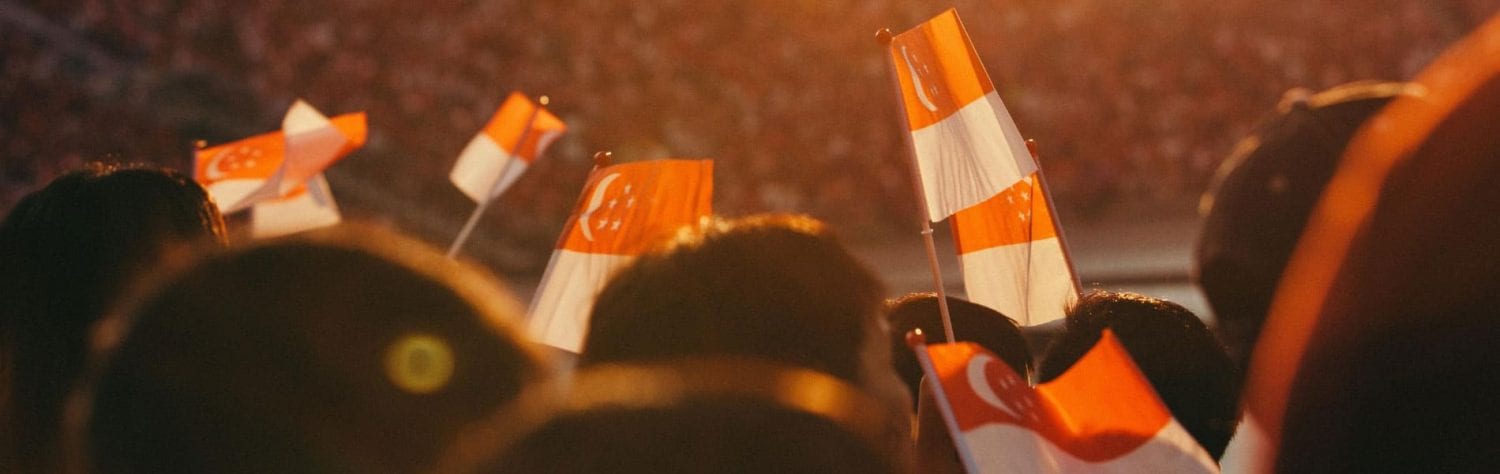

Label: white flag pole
[907,330,981,473]
[878,28,956,343]
[1024,140,1083,294]
[447,95,549,259]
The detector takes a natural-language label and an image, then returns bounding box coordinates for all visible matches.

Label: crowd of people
[5,0,1497,274]
[3,1,1500,472]
[0,165,1236,471]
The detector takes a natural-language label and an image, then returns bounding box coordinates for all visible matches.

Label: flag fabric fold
[888,8,1036,221]
[526,159,714,352]
[916,330,1217,473]
[450,92,567,203]
[193,100,365,214]
[952,173,1077,325]
[249,173,342,238]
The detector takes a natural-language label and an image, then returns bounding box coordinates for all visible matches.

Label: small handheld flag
[886,8,1036,222]
[911,330,1217,473]
[193,100,365,214]
[446,93,566,258]
[449,92,567,203]
[526,158,714,352]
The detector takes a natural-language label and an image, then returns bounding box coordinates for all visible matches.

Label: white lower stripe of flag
[450,134,530,203]
[959,236,1075,326]
[250,174,341,238]
[525,249,635,352]
[962,420,1218,473]
[206,179,267,215]
[1219,413,1273,474]
[910,92,1037,220]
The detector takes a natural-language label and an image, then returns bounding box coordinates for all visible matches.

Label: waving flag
[915,330,1216,473]
[953,173,1077,325]
[450,92,567,203]
[194,100,366,213]
[888,8,1036,220]
[526,159,714,352]
[249,173,341,238]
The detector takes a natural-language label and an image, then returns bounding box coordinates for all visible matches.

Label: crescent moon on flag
[203,149,233,181]
[966,353,1024,420]
[901,46,941,113]
[578,172,622,242]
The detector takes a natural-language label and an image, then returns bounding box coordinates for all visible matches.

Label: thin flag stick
[190,140,207,177]
[877,28,956,344]
[907,330,980,473]
[1025,140,1083,293]
[447,95,549,259]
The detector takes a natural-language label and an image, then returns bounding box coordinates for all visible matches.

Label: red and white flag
[194,100,366,213]
[915,330,1217,473]
[952,173,1077,325]
[526,159,714,352]
[249,173,341,238]
[450,92,567,203]
[888,8,1036,220]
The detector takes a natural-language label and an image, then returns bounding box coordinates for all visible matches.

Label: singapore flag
[526,159,713,352]
[914,330,1217,473]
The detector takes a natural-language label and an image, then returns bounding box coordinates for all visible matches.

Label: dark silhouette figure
[0,163,226,472]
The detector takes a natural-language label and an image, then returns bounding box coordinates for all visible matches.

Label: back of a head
[1195,82,1418,370]
[887,292,1030,403]
[0,163,225,470]
[494,399,892,474]
[462,360,897,474]
[1257,16,1500,471]
[77,225,546,473]
[580,214,885,383]
[1038,291,1239,460]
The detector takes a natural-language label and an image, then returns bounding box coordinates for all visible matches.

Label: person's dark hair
[446,359,897,474]
[0,163,226,471]
[1038,291,1239,460]
[1262,19,1500,471]
[1196,81,1420,370]
[72,225,547,473]
[887,292,1030,404]
[580,214,885,383]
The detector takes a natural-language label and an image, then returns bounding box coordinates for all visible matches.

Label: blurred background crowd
[4,0,1498,276]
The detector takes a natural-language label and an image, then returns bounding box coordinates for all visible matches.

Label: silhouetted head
[1039,291,1239,460]
[580,214,912,466]
[73,225,548,473]
[1251,17,1500,472]
[0,163,225,471]
[1196,82,1420,369]
[887,292,1030,405]
[444,359,897,474]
